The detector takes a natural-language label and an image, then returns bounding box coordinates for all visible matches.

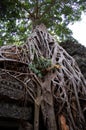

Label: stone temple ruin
[0,24,86,130]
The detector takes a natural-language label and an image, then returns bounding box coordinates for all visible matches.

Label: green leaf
[0,0,86,45]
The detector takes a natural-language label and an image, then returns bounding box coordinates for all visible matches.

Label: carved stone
[0,70,25,100]
[0,101,32,120]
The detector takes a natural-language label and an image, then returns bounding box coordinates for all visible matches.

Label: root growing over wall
[0,24,86,130]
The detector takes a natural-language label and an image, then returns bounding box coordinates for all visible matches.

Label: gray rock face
[60,40,86,79]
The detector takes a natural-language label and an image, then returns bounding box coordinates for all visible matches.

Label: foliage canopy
[0,0,86,45]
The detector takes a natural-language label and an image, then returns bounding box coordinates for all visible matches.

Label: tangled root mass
[0,24,86,130]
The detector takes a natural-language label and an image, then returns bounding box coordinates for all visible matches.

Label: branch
[17,0,35,20]
[40,0,57,19]
[34,0,39,19]
[36,0,39,18]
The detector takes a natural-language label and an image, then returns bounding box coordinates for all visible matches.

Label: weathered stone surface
[60,40,86,79]
[0,60,29,73]
[0,70,25,100]
[0,101,32,120]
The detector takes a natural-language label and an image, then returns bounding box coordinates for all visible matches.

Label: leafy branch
[29,56,52,78]
[29,56,61,78]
